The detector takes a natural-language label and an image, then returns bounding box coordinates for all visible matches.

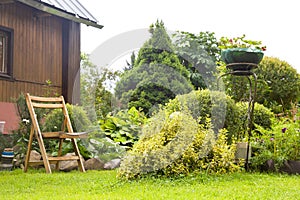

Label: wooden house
[0,0,103,133]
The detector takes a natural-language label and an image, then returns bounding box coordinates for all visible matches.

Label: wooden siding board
[0,3,68,102]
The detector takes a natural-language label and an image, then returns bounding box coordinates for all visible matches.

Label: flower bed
[251,118,300,173]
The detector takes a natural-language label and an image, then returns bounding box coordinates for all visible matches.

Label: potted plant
[218,34,266,70]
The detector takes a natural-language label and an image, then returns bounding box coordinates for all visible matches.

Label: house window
[0,26,13,78]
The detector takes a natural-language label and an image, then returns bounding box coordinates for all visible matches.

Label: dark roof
[17,0,103,29]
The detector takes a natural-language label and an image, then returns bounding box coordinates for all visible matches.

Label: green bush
[42,104,92,158]
[118,109,241,179]
[164,89,240,141]
[114,21,193,114]
[43,104,92,133]
[11,93,41,161]
[100,107,148,149]
[217,57,300,114]
[235,102,275,139]
[164,89,275,142]
[128,83,176,115]
[202,129,242,174]
[254,57,300,113]
[86,136,126,162]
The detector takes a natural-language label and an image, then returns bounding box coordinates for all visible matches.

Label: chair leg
[24,126,35,172]
[56,138,64,171]
[35,131,52,173]
[71,139,85,172]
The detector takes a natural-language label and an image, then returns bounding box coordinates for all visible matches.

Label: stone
[29,150,41,161]
[59,153,83,172]
[103,158,121,170]
[84,158,105,170]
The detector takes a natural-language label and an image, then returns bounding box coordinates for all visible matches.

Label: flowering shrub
[218,34,266,51]
[251,118,300,171]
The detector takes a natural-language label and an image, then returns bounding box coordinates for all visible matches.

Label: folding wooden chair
[24,93,87,173]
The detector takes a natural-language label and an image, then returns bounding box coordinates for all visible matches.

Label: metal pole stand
[217,63,258,171]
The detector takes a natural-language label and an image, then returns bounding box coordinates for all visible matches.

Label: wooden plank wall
[62,20,81,104]
[0,2,63,102]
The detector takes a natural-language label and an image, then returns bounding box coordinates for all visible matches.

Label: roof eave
[16,0,103,29]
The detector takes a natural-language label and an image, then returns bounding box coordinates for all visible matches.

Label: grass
[0,169,299,200]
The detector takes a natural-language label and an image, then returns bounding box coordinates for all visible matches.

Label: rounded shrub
[218,57,300,114]
[235,102,275,141]
[164,89,241,141]
[236,102,274,129]
[254,57,300,113]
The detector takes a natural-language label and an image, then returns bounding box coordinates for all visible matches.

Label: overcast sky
[81,0,300,73]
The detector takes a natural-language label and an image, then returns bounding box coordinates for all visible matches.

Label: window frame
[0,26,13,79]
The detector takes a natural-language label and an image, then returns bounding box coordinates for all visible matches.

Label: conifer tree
[115,20,193,115]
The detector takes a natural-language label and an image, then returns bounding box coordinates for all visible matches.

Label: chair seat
[42,131,88,139]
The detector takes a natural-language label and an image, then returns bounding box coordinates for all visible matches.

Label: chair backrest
[26,93,74,136]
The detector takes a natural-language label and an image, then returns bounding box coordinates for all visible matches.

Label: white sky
[81,0,300,73]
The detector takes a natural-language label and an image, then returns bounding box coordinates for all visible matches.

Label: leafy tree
[80,53,119,122]
[114,20,193,115]
[94,79,113,120]
[173,31,220,89]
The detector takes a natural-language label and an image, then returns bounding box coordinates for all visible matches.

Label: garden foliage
[218,56,300,114]
[80,53,118,122]
[12,94,93,160]
[254,57,300,113]
[40,104,93,159]
[173,31,220,89]
[43,104,92,133]
[118,108,241,179]
[164,89,274,142]
[251,118,300,171]
[100,107,148,149]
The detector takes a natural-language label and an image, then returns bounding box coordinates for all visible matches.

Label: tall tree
[173,31,220,89]
[80,53,119,122]
[114,20,193,115]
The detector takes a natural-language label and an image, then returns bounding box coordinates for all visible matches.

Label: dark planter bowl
[221,48,264,65]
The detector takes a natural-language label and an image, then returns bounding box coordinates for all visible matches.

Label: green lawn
[0,169,299,200]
